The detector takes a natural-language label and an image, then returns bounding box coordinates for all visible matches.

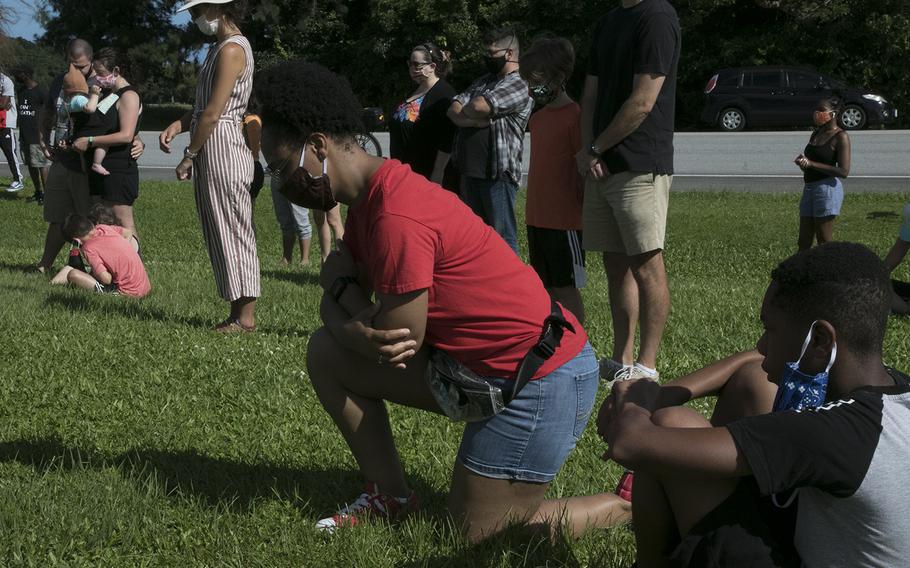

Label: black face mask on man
[279,146,337,212]
[483,41,512,75]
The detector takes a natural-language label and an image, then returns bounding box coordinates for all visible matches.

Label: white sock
[634,362,658,377]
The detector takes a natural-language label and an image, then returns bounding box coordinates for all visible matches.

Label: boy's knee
[651,406,709,429]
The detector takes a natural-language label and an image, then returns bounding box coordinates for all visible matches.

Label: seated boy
[52,213,151,298]
[601,242,910,567]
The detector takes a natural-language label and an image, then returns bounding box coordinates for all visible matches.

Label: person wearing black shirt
[794,97,851,251]
[600,242,910,567]
[36,39,144,274]
[389,42,458,192]
[577,0,681,384]
[12,65,49,203]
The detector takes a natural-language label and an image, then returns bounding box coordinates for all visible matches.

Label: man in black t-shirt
[600,242,910,567]
[12,65,49,203]
[578,0,681,384]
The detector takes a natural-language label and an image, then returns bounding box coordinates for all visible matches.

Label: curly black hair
[770,242,891,355]
[254,60,364,144]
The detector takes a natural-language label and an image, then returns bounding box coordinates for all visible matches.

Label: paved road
[5,130,909,192]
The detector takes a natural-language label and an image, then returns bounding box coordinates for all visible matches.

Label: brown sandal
[214,318,256,333]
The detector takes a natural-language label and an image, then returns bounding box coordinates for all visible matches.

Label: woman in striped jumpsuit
[160,0,260,332]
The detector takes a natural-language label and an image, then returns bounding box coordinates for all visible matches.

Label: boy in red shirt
[51,213,151,297]
[520,37,586,324]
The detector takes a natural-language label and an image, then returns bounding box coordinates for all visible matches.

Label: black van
[700,66,897,131]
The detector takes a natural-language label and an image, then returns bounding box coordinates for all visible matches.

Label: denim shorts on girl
[456,342,599,483]
[800,177,844,218]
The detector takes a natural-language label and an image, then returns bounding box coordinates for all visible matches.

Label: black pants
[0,128,22,183]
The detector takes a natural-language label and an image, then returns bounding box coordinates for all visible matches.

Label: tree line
[7,0,910,129]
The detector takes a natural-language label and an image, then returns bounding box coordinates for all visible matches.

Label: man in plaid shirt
[448,27,532,255]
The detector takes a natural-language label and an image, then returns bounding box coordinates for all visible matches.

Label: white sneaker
[6,180,24,192]
[612,364,660,384]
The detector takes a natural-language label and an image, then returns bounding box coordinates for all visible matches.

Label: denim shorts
[457,342,599,483]
[271,185,313,239]
[800,177,844,218]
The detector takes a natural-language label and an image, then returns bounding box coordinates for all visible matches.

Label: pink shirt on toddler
[81,224,151,298]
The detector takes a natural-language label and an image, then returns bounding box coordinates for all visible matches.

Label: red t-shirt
[526,101,583,230]
[82,225,151,298]
[344,160,587,379]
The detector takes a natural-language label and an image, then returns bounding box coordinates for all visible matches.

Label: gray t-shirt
[728,369,910,567]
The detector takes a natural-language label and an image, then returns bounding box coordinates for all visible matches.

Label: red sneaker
[316,482,418,533]
[615,470,634,503]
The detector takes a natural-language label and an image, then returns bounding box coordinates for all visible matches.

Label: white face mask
[194,15,220,36]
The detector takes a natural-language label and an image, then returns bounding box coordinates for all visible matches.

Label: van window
[750,71,781,88]
[789,71,820,90]
[718,74,740,87]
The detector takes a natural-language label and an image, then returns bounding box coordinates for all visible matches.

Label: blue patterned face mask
[772,321,836,412]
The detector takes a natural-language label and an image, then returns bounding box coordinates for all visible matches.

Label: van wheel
[840,105,866,130]
[719,108,746,131]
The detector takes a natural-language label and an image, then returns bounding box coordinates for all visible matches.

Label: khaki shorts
[21,144,50,168]
[582,171,672,255]
[43,161,90,224]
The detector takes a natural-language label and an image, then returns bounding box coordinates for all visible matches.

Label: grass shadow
[0,437,444,516]
[262,268,321,288]
[44,292,213,330]
[42,292,312,338]
[867,211,900,220]
[401,522,583,568]
[0,260,43,273]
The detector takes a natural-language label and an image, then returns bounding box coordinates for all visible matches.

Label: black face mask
[279,147,337,212]
[483,54,507,75]
[530,84,559,107]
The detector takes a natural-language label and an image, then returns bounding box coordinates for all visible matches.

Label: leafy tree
[36,0,198,104]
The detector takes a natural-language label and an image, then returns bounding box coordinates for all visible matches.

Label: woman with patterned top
[389,42,458,192]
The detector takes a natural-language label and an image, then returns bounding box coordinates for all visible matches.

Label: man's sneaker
[600,358,629,382]
[315,482,418,533]
[6,180,24,192]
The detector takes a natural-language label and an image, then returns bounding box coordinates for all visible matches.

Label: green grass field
[1,180,908,567]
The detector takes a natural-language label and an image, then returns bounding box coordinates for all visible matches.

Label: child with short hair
[602,242,910,567]
[51,213,151,297]
[60,64,110,176]
[519,36,586,325]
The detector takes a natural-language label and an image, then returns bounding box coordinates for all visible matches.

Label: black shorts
[89,166,139,206]
[669,479,799,568]
[893,279,910,300]
[527,226,586,289]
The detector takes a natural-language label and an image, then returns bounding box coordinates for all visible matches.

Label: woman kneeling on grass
[255,60,630,540]
[51,213,150,298]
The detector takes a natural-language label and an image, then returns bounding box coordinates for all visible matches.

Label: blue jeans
[271,184,313,239]
[457,343,599,483]
[461,176,520,255]
[800,177,844,218]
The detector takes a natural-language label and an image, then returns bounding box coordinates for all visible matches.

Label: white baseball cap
[176,0,234,13]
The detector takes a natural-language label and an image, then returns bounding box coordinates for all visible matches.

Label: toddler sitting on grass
[50,213,150,297]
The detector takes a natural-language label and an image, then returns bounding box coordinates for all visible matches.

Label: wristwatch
[183,146,199,160]
[587,142,602,157]
[330,276,358,303]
